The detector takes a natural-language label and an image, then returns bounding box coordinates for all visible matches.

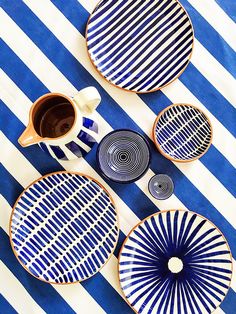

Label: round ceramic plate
[153,104,213,162]
[86,0,194,93]
[119,210,232,314]
[10,171,119,284]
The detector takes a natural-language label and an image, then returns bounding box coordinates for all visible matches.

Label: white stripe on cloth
[0,194,106,314]
[1,73,236,300]
[0,131,129,300]
[13,2,236,167]
[0,136,108,314]
[80,0,236,109]
[0,197,46,314]
[0,261,46,314]
[0,9,236,230]
[18,0,236,166]
[188,0,236,52]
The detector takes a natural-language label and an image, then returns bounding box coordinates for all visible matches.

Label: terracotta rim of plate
[85,0,195,94]
[152,103,213,163]
[9,170,119,285]
[118,209,233,314]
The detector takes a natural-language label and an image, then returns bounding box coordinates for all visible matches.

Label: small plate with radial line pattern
[10,171,119,284]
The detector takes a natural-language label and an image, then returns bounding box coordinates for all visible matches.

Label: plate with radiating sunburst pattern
[119,210,232,314]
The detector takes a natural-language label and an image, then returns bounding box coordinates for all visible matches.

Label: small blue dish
[148,174,174,200]
[97,129,151,183]
[153,104,213,162]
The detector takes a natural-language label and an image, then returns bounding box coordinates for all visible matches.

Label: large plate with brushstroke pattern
[86,0,194,93]
[119,210,232,314]
[10,171,119,284]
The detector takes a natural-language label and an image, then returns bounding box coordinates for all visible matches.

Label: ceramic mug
[18,88,101,160]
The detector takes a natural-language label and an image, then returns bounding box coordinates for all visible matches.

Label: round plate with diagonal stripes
[119,210,232,314]
[86,0,194,93]
[10,171,119,284]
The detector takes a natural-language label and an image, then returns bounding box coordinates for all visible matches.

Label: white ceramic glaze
[18,88,101,160]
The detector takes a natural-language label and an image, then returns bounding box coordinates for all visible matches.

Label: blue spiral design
[97,129,150,183]
[119,210,232,314]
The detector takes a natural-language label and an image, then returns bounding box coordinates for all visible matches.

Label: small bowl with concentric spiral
[153,104,213,162]
[97,129,151,183]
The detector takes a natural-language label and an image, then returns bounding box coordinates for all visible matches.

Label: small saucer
[97,129,150,183]
[153,104,213,162]
[148,174,174,200]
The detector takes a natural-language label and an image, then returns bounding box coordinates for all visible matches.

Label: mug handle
[73,87,101,114]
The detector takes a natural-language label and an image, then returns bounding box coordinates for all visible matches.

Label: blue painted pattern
[97,129,151,183]
[1,0,236,313]
[10,172,118,284]
[87,0,194,92]
[153,104,212,161]
[119,210,232,314]
[39,117,98,160]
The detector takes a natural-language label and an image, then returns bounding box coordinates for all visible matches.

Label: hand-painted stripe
[0,228,76,314]
[1,2,236,312]
[52,0,236,136]
[0,43,235,264]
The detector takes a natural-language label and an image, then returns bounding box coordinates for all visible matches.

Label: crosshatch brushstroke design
[154,104,212,161]
[87,0,194,92]
[119,210,232,314]
[10,172,119,284]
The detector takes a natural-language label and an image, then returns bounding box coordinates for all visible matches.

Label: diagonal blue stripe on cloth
[0,164,23,207]
[220,288,236,314]
[1,3,235,196]
[0,294,17,314]
[41,0,236,146]
[1,34,236,263]
[0,229,76,314]
[180,0,236,79]
[0,170,133,314]
[200,146,236,198]
[1,0,236,312]
[215,0,236,23]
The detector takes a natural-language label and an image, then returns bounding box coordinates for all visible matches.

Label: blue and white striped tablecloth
[0,0,236,313]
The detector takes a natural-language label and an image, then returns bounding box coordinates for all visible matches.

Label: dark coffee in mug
[34,96,75,138]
